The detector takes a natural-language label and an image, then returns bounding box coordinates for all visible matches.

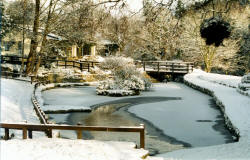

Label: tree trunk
[20,0,27,75]
[26,0,40,75]
[34,0,54,76]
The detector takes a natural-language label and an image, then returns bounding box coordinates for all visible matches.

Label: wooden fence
[0,123,145,148]
[1,55,100,72]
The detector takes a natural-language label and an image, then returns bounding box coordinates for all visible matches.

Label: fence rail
[1,55,100,72]
[0,123,145,148]
[141,61,194,74]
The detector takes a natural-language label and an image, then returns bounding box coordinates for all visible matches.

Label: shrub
[97,56,152,96]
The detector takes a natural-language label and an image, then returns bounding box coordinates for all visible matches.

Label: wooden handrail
[142,61,194,74]
[0,123,145,148]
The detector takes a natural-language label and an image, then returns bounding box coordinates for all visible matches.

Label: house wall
[1,32,31,56]
[69,44,97,58]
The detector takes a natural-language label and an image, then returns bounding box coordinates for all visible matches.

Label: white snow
[1,63,21,72]
[1,78,44,138]
[1,78,40,124]
[196,69,241,88]
[157,69,250,160]
[1,138,162,160]
[43,105,91,112]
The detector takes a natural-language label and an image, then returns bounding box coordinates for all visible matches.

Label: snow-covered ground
[1,78,41,124]
[197,70,241,88]
[157,69,250,160]
[1,78,44,138]
[1,138,162,160]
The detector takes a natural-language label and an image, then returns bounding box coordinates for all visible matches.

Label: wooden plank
[0,123,144,132]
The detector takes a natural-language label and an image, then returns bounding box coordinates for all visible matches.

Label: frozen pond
[42,82,234,155]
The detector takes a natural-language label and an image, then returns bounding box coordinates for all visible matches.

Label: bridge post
[157,62,160,72]
[171,63,175,80]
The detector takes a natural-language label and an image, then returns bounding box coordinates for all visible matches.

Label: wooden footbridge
[141,61,194,74]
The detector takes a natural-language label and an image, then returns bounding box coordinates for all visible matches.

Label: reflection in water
[85,104,135,126]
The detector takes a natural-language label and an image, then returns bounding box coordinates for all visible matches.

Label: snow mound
[0,138,162,160]
[195,69,241,88]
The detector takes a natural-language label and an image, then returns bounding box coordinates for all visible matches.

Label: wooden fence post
[140,124,145,149]
[87,63,90,72]
[77,122,82,139]
[187,64,190,73]
[65,61,67,68]
[28,130,33,139]
[23,128,27,139]
[4,128,9,140]
[47,129,52,138]
[80,63,83,71]
[143,62,146,71]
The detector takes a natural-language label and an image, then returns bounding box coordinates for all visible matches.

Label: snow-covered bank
[1,138,162,160]
[1,78,40,124]
[159,69,250,160]
[1,78,44,138]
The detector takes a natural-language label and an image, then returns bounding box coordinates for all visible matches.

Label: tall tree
[26,0,40,75]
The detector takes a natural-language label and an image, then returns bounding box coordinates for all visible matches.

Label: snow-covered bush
[97,56,152,96]
[237,73,250,97]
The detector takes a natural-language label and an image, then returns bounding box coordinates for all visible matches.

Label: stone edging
[183,79,240,140]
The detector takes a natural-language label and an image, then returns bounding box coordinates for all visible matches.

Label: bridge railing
[141,61,194,73]
[0,122,145,148]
